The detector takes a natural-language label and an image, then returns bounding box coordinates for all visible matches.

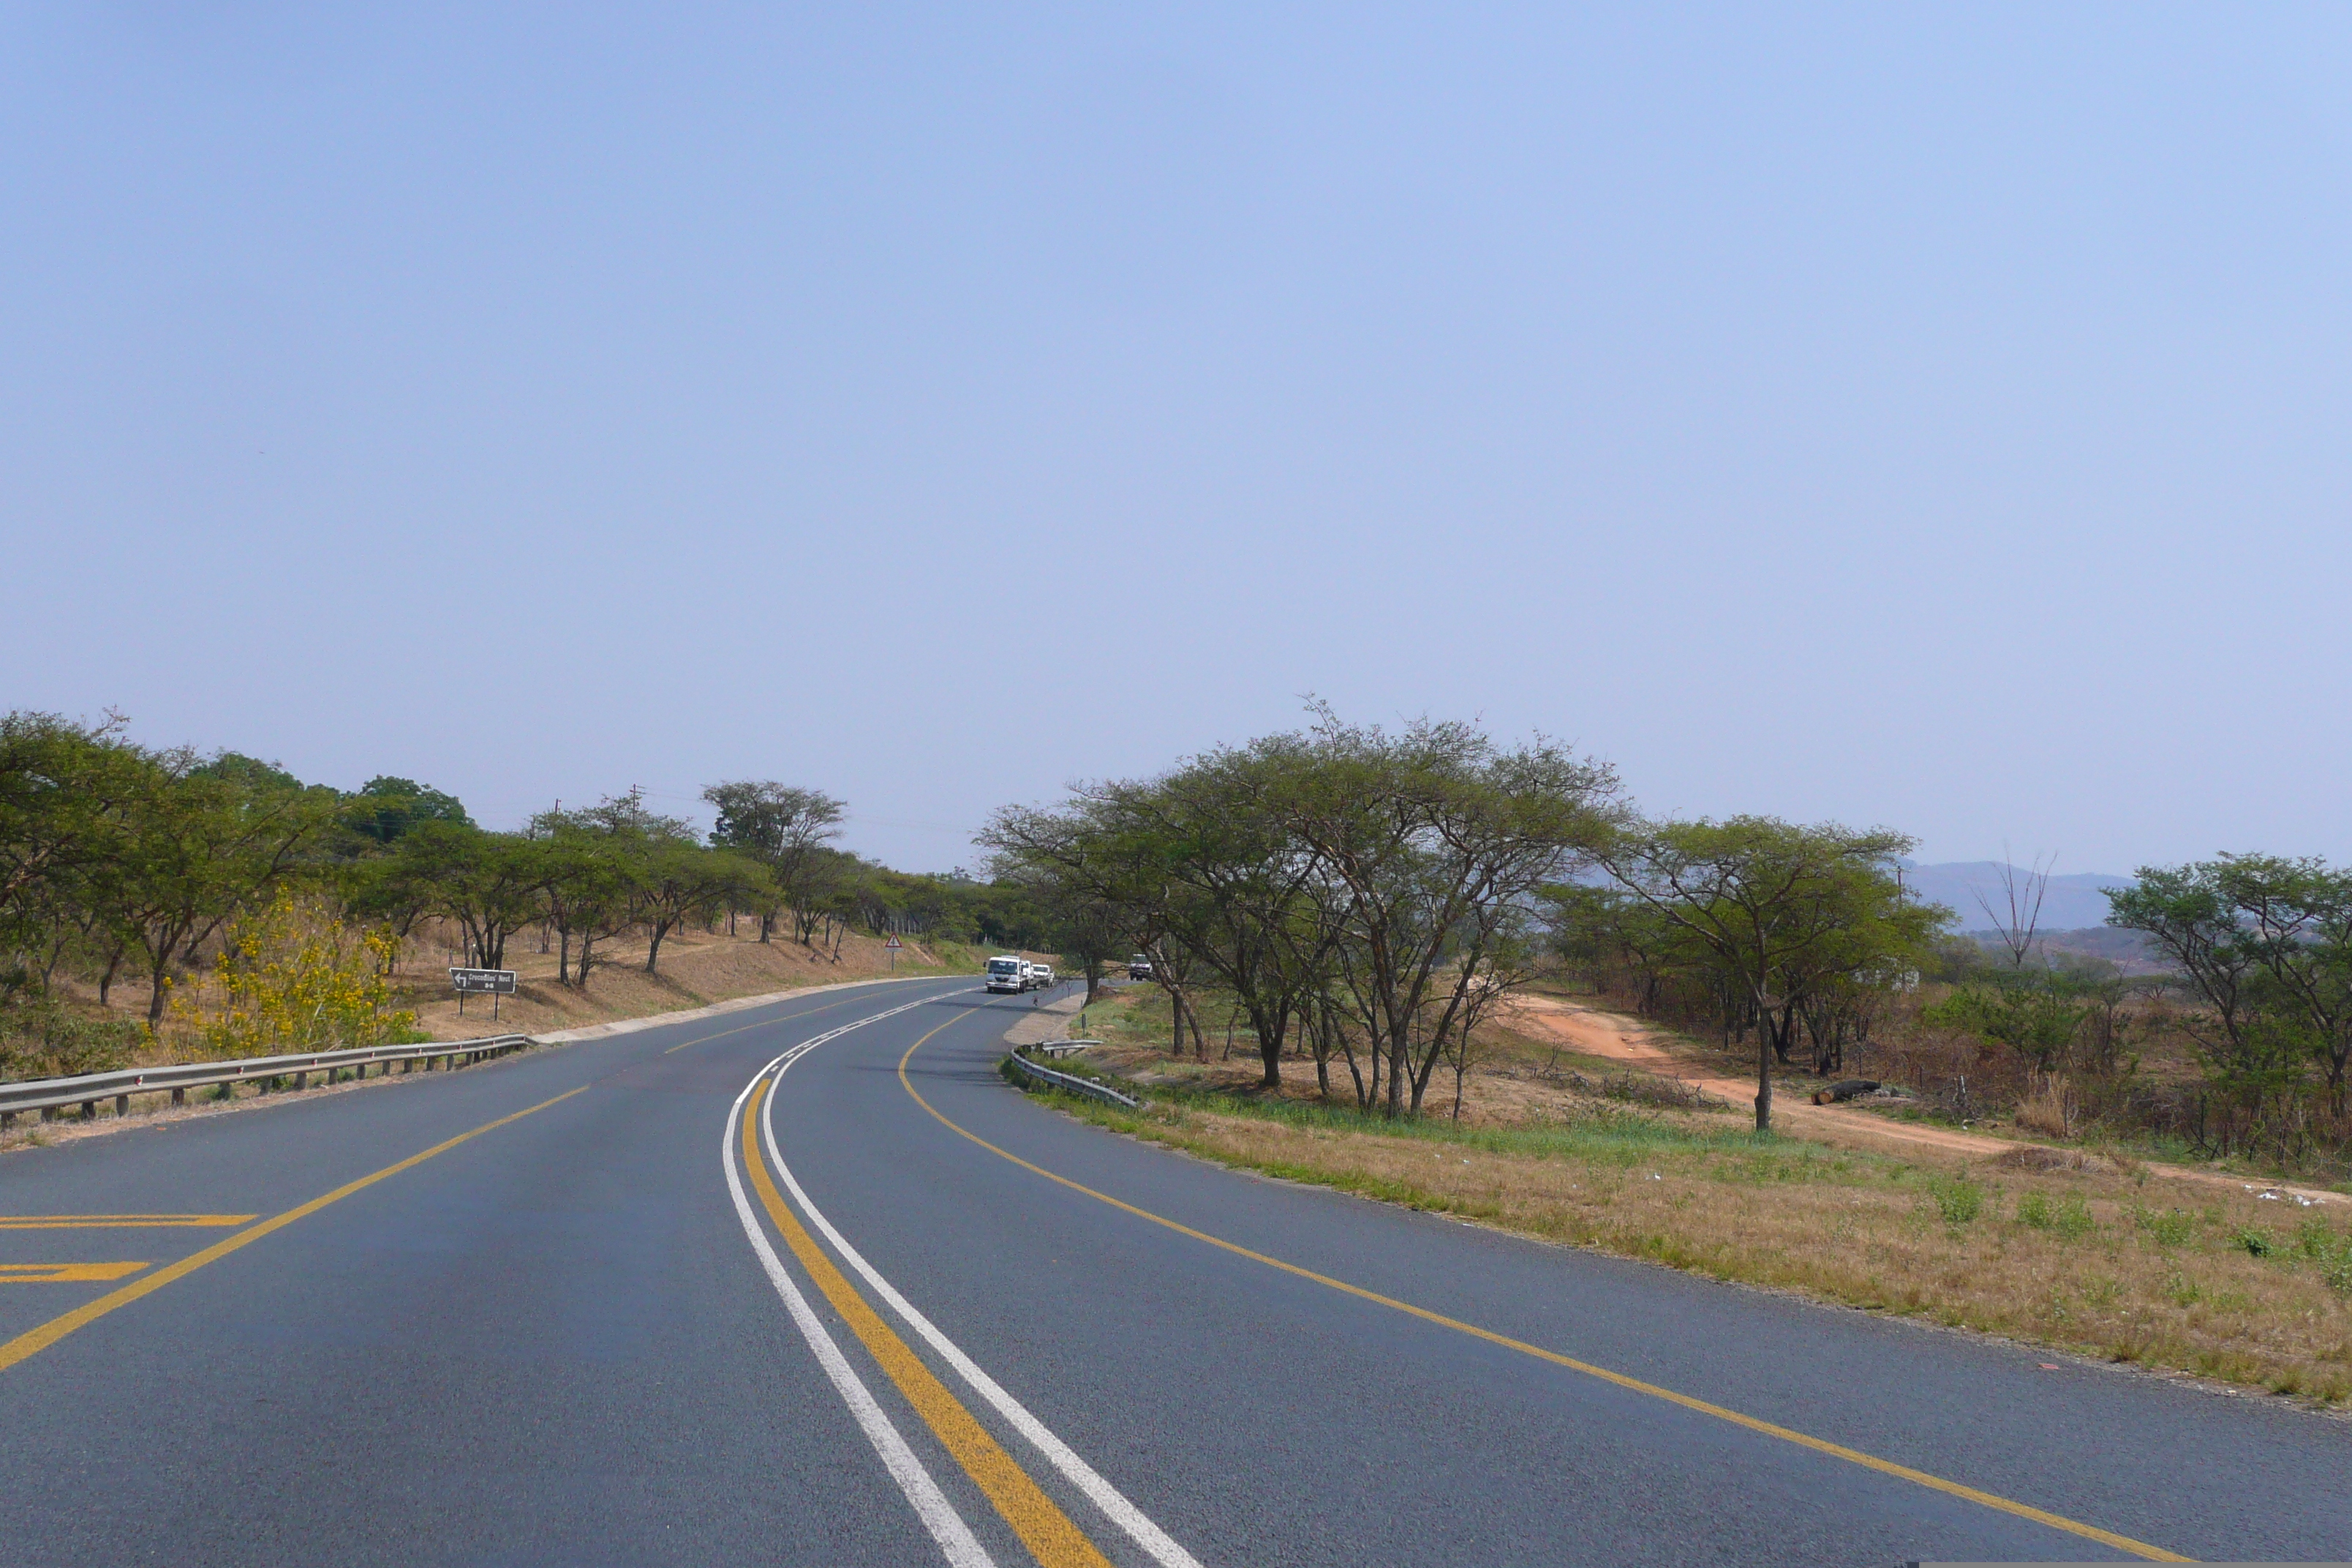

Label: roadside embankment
[1006,984,2352,1406]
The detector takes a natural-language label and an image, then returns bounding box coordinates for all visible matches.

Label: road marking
[900,1039,2192,1566]
[742,1074,1111,1568]
[0,1085,589,1376]
[662,989,877,1054]
[0,1215,257,1230]
[0,1262,148,1283]
[720,1066,995,1568]
[767,1010,1203,1568]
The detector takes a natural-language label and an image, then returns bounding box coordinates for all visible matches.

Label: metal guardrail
[0,1033,536,1128]
[1006,1046,1139,1111]
[1033,1039,1099,1059]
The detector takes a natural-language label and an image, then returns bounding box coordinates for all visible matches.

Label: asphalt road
[3,977,2346,1566]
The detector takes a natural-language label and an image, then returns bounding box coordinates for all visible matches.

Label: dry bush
[2015,1073,2081,1139]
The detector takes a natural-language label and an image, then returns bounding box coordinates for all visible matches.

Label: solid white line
[768,1025,1206,1568]
[721,1013,997,1568]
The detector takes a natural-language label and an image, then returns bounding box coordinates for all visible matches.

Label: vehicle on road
[984,955,1025,993]
[1028,963,1055,989]
[1128,954,1153,980]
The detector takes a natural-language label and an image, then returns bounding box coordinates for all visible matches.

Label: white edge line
[723,1028,996,1568]
[769,1014,1207,1568]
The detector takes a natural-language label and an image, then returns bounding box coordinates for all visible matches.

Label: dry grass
[1050,986,2352,1403]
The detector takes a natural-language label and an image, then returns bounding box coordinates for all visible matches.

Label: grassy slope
[1023,986,2352,1404]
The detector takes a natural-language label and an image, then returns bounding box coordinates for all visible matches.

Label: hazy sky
[7,5,2348,875]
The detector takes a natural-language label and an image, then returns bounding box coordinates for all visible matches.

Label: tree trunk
[143,927,178,1025]
[1754,990,1774,1132]
[557,927,571,986]
[1255,1006,1284,1090]
[646,919,668,973]
[97,943,125,1007]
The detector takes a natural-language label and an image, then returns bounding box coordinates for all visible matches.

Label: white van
[1028,963,1055,990]
[984,955,1025,994]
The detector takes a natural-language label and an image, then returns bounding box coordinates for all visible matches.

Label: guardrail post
[293,1071,307,1091]
[115,1094,129,1118]
[80,1100,96,1120]
[42,1107,57,1123]
[1,1110,13,1131]
[172,1087,186,1107]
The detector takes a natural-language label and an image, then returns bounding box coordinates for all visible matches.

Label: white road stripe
[768,1019,1207,1568]
[720,1008,997,1568]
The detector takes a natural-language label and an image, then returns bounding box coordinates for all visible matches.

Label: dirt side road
[1505,992,2340,1206]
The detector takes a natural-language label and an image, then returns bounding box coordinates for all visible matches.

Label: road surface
[2,978,2345,1564]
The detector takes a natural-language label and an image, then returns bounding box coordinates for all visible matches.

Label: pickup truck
[1127,954,1153,980]
[1026,962,1055,990]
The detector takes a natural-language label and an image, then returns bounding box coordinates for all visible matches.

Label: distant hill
[1901,861,2136,933]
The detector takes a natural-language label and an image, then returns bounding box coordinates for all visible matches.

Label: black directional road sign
[449,968,518,995]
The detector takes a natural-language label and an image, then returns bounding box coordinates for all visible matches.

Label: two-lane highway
[5,979,2348,1564]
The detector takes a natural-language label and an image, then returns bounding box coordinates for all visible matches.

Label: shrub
[2136,1207,2197,1247]
[168,894,415,1058]
[1930,1177,1983,1224]
[0,1000,141,1082]
[2235,1226,2274,1258]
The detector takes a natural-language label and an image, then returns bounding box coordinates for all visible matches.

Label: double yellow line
[739,1020,1112,1567]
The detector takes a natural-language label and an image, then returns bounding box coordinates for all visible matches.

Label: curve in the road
[764,1009,1205,1568]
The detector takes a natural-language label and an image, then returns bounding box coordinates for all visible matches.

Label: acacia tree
[2109,856,2352,1112]
[990,752,1337,1088]
[638,840,766,973]
[366,821,542,972]
[531,793,676,988]
[97,752,335,1022]
[703,781,845,944]
[1600,817,1929,1132]
[1271,709,1621,1116]
[0,712,149,991]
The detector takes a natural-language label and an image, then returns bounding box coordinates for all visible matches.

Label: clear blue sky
[7,4,2347,875]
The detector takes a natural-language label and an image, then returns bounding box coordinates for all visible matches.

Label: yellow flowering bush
[170,894,418,1058]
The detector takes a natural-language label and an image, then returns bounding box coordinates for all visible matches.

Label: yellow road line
[899,1041,2190,1564]
[741,1079,1110,1568]
[662,990,872,1054]
[0,1215,257,1230]
[0,1262,148,1283]
[0,1085,590,1376]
